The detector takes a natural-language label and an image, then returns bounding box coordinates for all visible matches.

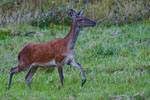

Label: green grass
[0,22,150,99]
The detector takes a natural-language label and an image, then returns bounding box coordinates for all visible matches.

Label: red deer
[7,9,96,89]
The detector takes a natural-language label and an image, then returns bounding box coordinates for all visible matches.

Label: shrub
[0,0,150,29]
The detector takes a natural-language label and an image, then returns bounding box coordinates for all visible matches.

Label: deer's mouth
[88,22,97,27]
[91,22,97,26]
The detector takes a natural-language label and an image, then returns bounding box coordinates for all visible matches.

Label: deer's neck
[65,21,80,50]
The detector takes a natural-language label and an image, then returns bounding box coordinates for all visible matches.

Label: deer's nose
[94,22,97,26]
[92,22,97,26]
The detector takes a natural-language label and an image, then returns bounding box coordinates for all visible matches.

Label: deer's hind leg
[25,65,38,88]
[7,64,26,89]
[8,67,19,89]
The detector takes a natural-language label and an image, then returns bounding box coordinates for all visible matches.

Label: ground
[0,22,150,99]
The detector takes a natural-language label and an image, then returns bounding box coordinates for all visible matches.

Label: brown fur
[17,22,75,71]
[18,38,67,70]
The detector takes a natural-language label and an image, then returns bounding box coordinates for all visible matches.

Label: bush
[31,12,72,28]
[0,28,11,40]
[0,0,150,28]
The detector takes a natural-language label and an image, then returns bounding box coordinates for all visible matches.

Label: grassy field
[0,22,150,100]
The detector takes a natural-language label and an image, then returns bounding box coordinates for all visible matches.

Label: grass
[0,22,150,99]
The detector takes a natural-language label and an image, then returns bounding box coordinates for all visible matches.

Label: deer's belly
[31,53,74,67]
[32,59,57,67]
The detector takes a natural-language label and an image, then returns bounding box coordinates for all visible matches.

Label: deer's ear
[77,8,84,16]
[70,9,76,18]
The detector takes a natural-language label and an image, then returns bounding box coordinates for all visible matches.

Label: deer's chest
[63,50,75,65]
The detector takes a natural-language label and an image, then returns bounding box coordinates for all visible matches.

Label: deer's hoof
[81,79,87,87]
[6,87,10,90]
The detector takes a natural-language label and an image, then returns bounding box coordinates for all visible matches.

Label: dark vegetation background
[0,0,150,28]
[0,0,150,38]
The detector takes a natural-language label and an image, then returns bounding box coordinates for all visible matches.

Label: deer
[7,9,96,89]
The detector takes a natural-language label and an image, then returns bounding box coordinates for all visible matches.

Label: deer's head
[70,9,96,28]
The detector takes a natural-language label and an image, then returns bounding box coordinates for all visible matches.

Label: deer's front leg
[69,60,87,87]
[57,66,63,87]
